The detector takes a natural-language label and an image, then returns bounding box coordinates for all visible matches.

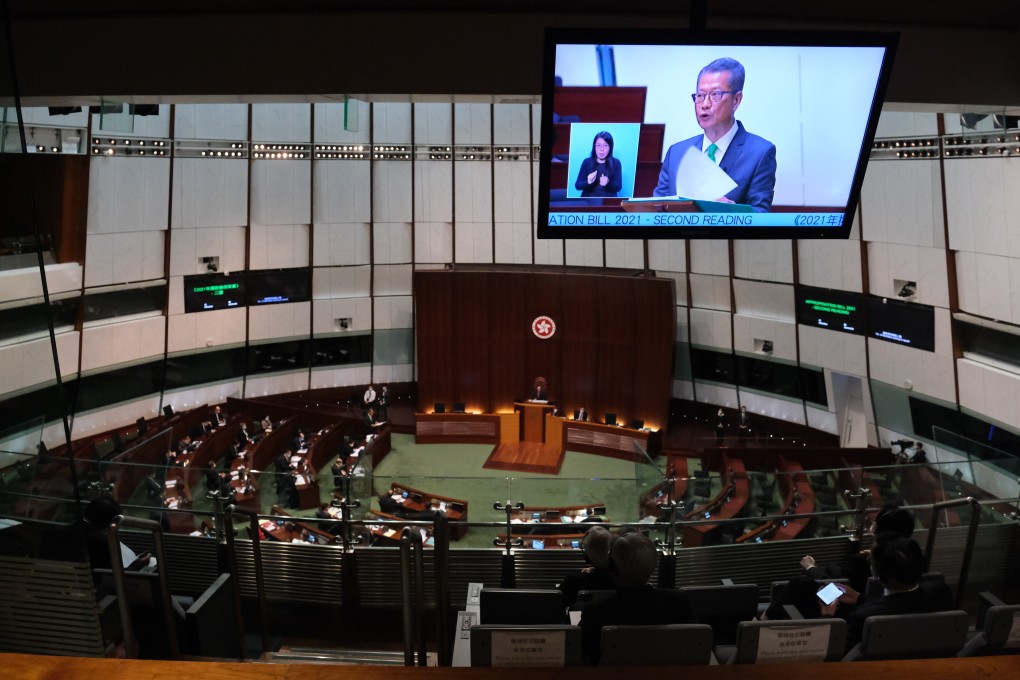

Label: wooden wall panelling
[523,273,564,403]
[488,272,527,413]
[452,271,490,412]
[559,273,601,417]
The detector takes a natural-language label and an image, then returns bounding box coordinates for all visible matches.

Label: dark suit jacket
[378,494,404,516]
[144,475,163,498]
[580,585,696,664]
[844,587,931,652]
[558,566,615,608]
[654,121,777,212]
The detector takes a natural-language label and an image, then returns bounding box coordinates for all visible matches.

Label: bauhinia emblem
[532,315,556,339]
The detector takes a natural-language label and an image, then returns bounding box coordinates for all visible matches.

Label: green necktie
[707,143,719,163]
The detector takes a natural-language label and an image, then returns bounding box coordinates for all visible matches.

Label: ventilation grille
[0,556,105,657]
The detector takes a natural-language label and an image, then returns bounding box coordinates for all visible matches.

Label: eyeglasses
[691,90,735,103]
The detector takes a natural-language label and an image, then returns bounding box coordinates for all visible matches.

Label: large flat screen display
[248,268,311,306]
[183,273,246,313]
[866,296,935,352]
[537,30,897,239]
[795,286,865,335]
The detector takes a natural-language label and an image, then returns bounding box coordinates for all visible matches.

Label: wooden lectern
[515,402,556,443]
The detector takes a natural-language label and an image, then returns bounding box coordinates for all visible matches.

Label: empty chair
[600,624,713,666]
[715,618,847,664]
[470,625,582,666]
[680,582,759,646]
[958,592,1020,656]
[843,610,969,661]
[480,588,564,625]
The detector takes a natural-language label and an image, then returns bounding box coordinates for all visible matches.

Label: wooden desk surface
[388,484,468,520]
[509,504,606,524]
[5,650,1020,680]
[415,412,502,444]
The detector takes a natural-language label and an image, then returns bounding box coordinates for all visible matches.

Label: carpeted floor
[352,434,666,549]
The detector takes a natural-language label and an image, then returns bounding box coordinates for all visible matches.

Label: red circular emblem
[532,315,556,339]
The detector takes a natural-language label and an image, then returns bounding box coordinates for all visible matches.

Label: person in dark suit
[376,385,390,421]
[216,470,235,498]
[823,537,940,652]
[580,531,696,664]
[293,429,307,451]
[204,461,220,492]
[211,405,227,427]
[144,471,164,501]
[558,525,615,608]
[575,406,588,422]
[801,504,916,594]
[176,435,193,455]
[378,493,405,516]
[276,470,297,507]
[654,57,776,212]
[315,503,341,535]
[331,460,346,488]
[574,130,623,198]
[737,405,751,442]
[39,497,151,574]
[236,423,252,447]
[275,450,293,472]
[338,436,354,466]
[531,382,548,401]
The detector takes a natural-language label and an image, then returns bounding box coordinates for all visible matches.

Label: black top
[558,566,615,608]
[580,585,696,664]
[574,156,623,198]
[843,587,932,652]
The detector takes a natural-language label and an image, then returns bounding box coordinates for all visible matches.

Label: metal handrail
[432,512,452,666]
[923,496,981,609]
[223,503,271,658]
[107,514,178,660]
[399,526,427,666]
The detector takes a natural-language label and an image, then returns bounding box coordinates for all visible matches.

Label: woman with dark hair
[574,131,623,197]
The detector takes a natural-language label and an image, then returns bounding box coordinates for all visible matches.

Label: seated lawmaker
[236,423,253,447]
[378,492,405,516]
[580,531,696,664]
[558,525,615,607]
[800,504,915,594]
[211,404,227,428]
[822,536,946,653]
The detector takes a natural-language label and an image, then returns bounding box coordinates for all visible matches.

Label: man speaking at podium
[653,57,777,213]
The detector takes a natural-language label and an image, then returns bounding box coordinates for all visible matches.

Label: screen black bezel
[536,28,898,240]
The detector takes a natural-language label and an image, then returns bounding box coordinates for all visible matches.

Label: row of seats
[470,587,1020,666]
